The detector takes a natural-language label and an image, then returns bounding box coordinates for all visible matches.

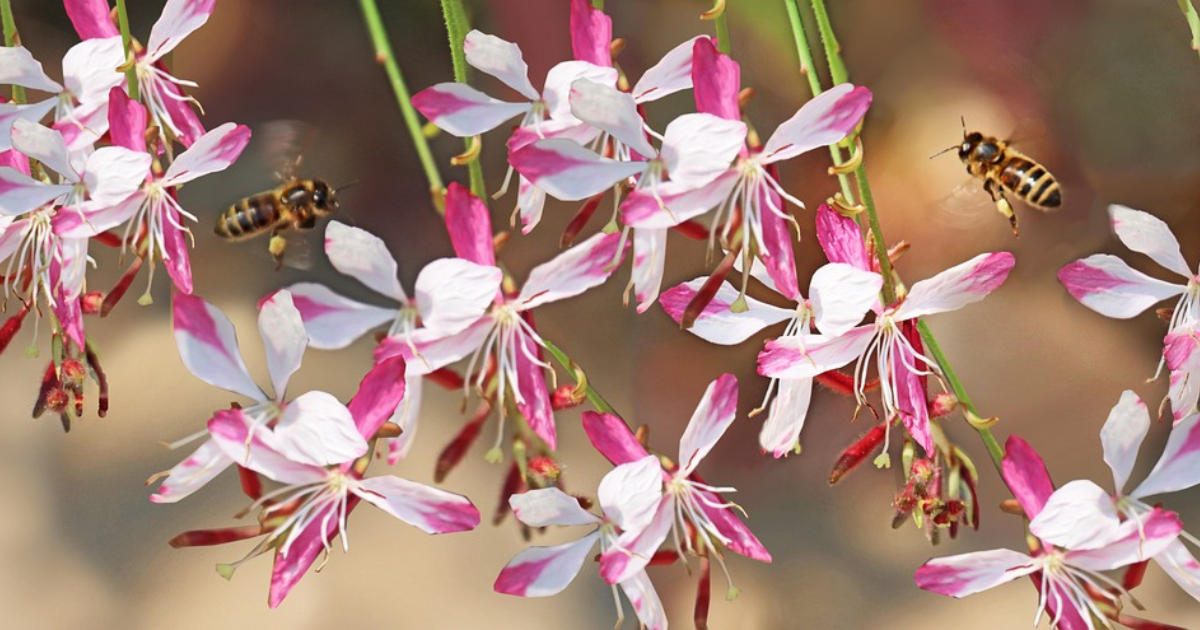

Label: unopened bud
[930,392,958,418]
[81,291,105,315]
[527,456,561,484]
[829,423,887,484]
[550,384,585,410]
[60,359,87,386]
[44,388,70,413]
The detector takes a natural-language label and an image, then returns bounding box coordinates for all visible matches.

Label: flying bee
[934,121,1062,236]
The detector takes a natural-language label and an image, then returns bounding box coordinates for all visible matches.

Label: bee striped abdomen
[999,156,1061,209]
[215,193,282,240]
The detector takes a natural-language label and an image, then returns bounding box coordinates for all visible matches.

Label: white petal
[206,410,327,485]
[1132,410,1200,499]
[757,326,875,379]
[1109,204,1191,278]
[678,374,739,475]
[148,438,231,504]
[355,475,480,534]
[463,30,539,100]
[761,84,872,164]
[598,455,664,532]
[411,82,531,137]
[516,232,623,310]
[0,46,61,92]
[61,37,124,105]
[1058,254,1184,319]
[11,120,74,181]
[1154,539,1200,601]
[415,258,501,337]
[494,534,598,597]
[509,138,645,201]
[1165,326,1200,424]
[1099,390,1149,494]
[1065,509,1181,571]
[146,0,215,61]
[631,227,667,314]
[0,168,69,215]
[810,263,883,337]
[82,146,151,205]
[323,221,406,300]
[1029,480,1121,550]
[618,571,667,630]
[893,252,1014,321]
[660,113,746,189]
[272,391,366,466]
[542,60,617,122]
[0,99,56,152]
[569,79,655,158]
[172,293,264,401]
[258,290,308,399]
[631,36,702,103]
[385,372,424,461]
[286,282,396,350]
[162,122,251,185]
[659,278,792,345]
[759,377,815,458]
[510,487,601,527]
[600,499,673,584]
[914,548,1038,598]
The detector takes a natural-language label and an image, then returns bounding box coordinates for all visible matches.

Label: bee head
[312,180,338,215]
[959,132,984,160]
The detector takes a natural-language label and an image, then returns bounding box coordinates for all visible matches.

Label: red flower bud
[829,423,887,485]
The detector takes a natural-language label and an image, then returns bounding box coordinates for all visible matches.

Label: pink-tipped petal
[444,182,496,267]
[268,498,358,608]
[758,326,875,380]
[494,534,598,597]
[1057,254,1184,319]
[581,411,650,465]
[348,356,407,441]
[698,489,772,562]
[272,391,367,467]
[660,113,746,189]
[678,374,739,475]
[510,487,601,528]
[257,290,308,399]
[517,232,624,310]
[374,318,494,375]
[758,183,801,301]
[759,377,814,458]
[10,120,74,182]
[597,455,664,532]
[1165,326,1200,425]
[811,263,883,337]
[354,475,480,534]
[0,167,69,216]
[815,203,871,271]
[619,571,667,630]
[1100,390,1150,494]
[631,227,667,313]
[415,258,502,336]
[207,409,326,485]
[63,38,125,107]
[324,221,406,301]
[1001,436,1055,520]
[411,82,531,137]
[894,252,1015,321]
[0,99,57,152]
[146,0,216,61]
[161,206,193,293]
[285,282,395,350]
[543,61,618,123]
[1155,539,1200,601]
[621,169,738,229]
[600,498,673,584]
[64,0,120,39]
[569,0,612,67]
[462,30,539,100]
[172,293,264,401]
[692,37,741,121]
[761,84,872,165]
[509,138,645,202]
[514,328,556,449]
[1064,509,1181,571]
[914,548,1037,597]
[0,47,61,92]
[1132,409,1200,499]
[106,87,148,153]
[1108,204,1191,278]
[569,79,655,158]
[631,36,702,103]
[660,278,792,345]
[1029,480,1122,550]
[163,122,251,185]
[148,437,232,504]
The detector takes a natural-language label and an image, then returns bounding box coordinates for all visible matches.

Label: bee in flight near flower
[934,120,1062,237]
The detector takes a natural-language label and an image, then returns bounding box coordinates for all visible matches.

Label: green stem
[440,0,487,198]
[591,0,604,9]
[1179,0,1200,64]
[854,164,895,304]
[0,0,24,104]
[714,9,732,54]
[809,0,848,85]
[359,0,445,209]
[917,320,1004,472]
[114,0,139,102]
[542,340,617,415]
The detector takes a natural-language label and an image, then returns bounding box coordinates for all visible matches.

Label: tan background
[0,0,1198,627]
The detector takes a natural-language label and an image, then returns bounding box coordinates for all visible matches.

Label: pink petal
[354,475,480,534]
[146,0,216,61]
[810,263,882,337]
[207,409,326,485]
[444,182,496,267]
[268,498,356,608]
[581,411,650,465]
[1064,508,1181,571]
[678,374,739,475]
[1165,325,1200,425]
[1099,390,1149,494]
[1108,204,1191,278]
[508,138,645,202]
[515,176,546,234]
[49,244,86,349]
[161,205,193,293]
[757,326,875,379]
[517,232,624,310]
[510,487,602,528]
[1057,254,1184,319]
[758,182,801,301]
[569,79,655,158]
[172,293,263,401]
[597,455,664,532]
[0,99,57,152]
[272,391,367,467]
[1001,436,1055,520]
[815,203,871,271]
[698,488,771,561]
[759,377,815,458]
[285,282,395,350]
[148,437,232,504]
[62,37,124,106]
[324,221,406,301]
[691,37,741,121]
[892,325,932,453]
[410,82,530,137]
[495,533,599,597]
[914,548,1037,597]
[415,258,503,336]
[631,36,702,103]
[0,47,61,92]
[10,120,74,183]
[462,30,539,100]
[621,169,738,229]
[1155,539,1200,601]
[631,227,667,313]
[106,87,148,153]
[569,0,612,67]
[1029,480,1121,550]
[347,356,407,441]
[600,498,673,584]
[514,326,556,449]
[0,147,29,175]
[893,252,1015,321]
[82,145,151,205]
[618,571,667,630]
[374,318,493,375]
[158,76,206,147]
[257,290,308,399]
[660,278,792,345]
[660,113,746,189]
[1132,408,1200,499]
[163,122,251,185]
[761,84,872,164]
[64,0,120,39]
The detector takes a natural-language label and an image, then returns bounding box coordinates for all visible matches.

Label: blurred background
[1,0,1199,627]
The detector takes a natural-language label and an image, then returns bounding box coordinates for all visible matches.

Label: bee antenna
[334,179,360,192]
[929,144,958,160]
[960,115,967,138]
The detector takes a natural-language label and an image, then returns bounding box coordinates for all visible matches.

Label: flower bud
[929,392,958,418]
[81,291,105,315]
[829,423,887,485]
[550,385,585,410]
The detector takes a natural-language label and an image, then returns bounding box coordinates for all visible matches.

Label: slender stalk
[917,320,1004,471]
[0,0,24,103]
[714,9,732,55]
[854,164,895,304]
[359,0,445,209]
[1179,0,1200,64]
[809,0,847,85]
[542,340,617,415]
[114,0,139,102]
[591,0,604,9]
[440,0,487,198]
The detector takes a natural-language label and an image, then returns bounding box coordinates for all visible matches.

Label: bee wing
[933,178,1002,231]
[258,120,317,182]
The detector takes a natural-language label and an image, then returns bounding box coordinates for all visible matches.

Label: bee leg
[984,179,1019,237]
[269,229,287,270]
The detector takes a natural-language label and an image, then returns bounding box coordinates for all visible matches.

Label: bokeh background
[1,0,1199,628]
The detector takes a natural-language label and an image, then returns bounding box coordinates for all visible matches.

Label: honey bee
[937,122,1062,236]
[214,178,338,267]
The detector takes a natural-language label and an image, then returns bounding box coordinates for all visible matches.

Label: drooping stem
[1179,0,1200,64]
[542,339,617,415]
[440,0,487,198]
[0,0,24,103]
[359,0,445,210]
[114,0,139,102]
